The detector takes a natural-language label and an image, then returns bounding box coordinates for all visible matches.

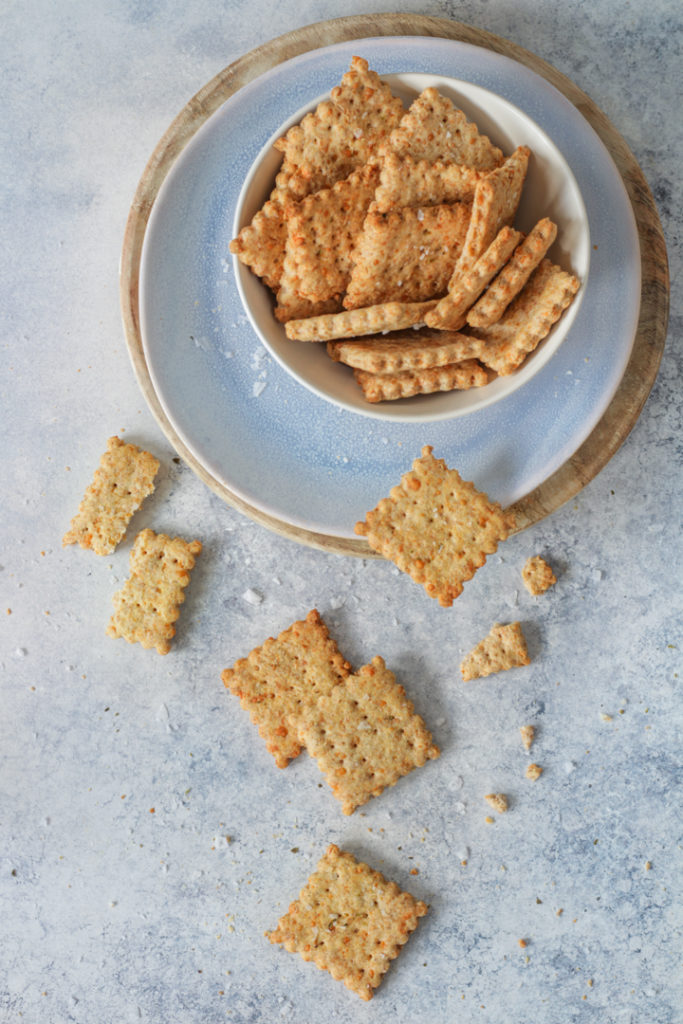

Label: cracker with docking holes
[106,529,201,655]
[327,328,489,373]
[343,203,472,310]
[384,86,503,169]
[467,217,558,328]
[63,436,159,556]
[267,843,428,1001]
[353,359,489,403]
[468,258,580,375]
[425,225,522,330]
[521,554,557,595]
[221,610,350,768]
[229,192,289,292]
[355,445,516,606]
[285,300,437,342]
[371,152,484,213]
[460,622,530,681]
[295,656,440,815]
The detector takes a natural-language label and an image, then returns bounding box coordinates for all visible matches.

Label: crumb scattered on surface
[484,793,508,814]
[520,724,535,750]
[525,763,543,781]
[521,555,557,595]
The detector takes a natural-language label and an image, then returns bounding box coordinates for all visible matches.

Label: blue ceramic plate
[139,36,640,540]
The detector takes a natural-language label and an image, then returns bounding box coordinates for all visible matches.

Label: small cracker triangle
[353,360,489,403]
[460,621,530,680]
[355,445,516,606]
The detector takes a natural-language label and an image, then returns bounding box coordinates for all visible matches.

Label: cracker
[221,610,350,768]
[468,258,580,375]
[229,191,288,292]
[385,87,503,169]
[460,622,530,681]
[285,300,437,342]
[484,793,509,813]
[106,529,201,655]
[521,555,557,595]
[63,436,159,556]
[267,843,428,1001]
[371,152,483,213]
[520,724,536,751]
[467,217,558,328]
[353,360,488,403]
[449,146,530,285]
[327,328,489,373]
[425,225,522,330]
[295,656,439,815]
[355,445,516,607]
[343,203,472,310]
[525,763,543,781]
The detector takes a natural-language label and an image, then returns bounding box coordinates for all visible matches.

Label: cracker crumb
[519,724,535,750]
[525,763,543,781]
[521,554,557,595]
[518,938,527,948]
[485,793,508,814]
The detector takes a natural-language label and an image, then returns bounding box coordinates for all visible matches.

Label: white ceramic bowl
[232,72,590,423]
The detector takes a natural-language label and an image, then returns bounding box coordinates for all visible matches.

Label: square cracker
[221,610,350,768]
[460,621,530,681]
[267,843,428,1001]
[285,300,437,342]
[343,203,472,310]
[425,225,522,330]
[355,445,516,607]
[63,436,159,556]
[107,529,201,655]
[353,359,489,403]
[371,152,483,213]
[327,328,490,373]
[295,656,439,815]
[385,87,503,170]
[467,258,580,375]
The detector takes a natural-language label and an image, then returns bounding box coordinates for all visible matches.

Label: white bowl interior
[233,73,590,423]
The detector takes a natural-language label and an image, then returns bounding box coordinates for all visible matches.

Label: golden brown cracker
[353,360,488,403]
[484,793,509,813]
[63,436,159,556]
[106,529,201,655]
[285,300,437,342]
[425,225,522,330]
[372,152,483,213]
[229,192,288,293]
[355,445,516,607]
[267,843,428,1001]
[467,217,558,328]
[327,328,489,373]
[460,622,530,681]
[525,763,543,781]
[295,656,439,815]
[521,555,557,595]
[221,610,350,768]
[343,203,472,310]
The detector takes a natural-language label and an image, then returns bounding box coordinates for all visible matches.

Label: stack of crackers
[231,57,581,403]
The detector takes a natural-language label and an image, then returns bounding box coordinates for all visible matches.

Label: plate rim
[119,13,669,555]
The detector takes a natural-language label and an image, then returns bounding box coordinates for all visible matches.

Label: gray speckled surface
[2,3,682,1022]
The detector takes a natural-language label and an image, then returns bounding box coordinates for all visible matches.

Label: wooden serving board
[120,14,669,555]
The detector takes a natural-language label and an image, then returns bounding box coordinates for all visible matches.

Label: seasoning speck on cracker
[460,621,530,680]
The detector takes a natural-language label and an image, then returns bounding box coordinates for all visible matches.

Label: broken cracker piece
[521,555,557,595]
[353,359,488,403]
[221,610,350,768]
[525,763,543,781]
[285,300,437,342]
[63,436,159,556]
[520,725,536,751]
[267,843,428,1001]
[296,655,439,815]
[355,445,516,607]
[460,622,530,681]
[229,191,288,293]
[106,529,201,655]
[485,793,509,814]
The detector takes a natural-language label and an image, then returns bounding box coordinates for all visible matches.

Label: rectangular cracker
[285,300,438,342]
[106,529,201,655]
[267,843,428,1001]
[221,610,350,768]
[327,327,490,373]
[371,152,484,213]
[466,217,558,328]
[425,225,523,330]
[467,258,580,375]
[343,203,472,310]
[384,86,503,169]
[295,656,439,815]
[460,621,530,680]
[63,436,159,556]
[355,445,516,606]
[353,359,488,403]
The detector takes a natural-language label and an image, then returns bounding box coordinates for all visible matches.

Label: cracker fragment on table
[106,529,201,655]
[384,86,503,169]
[285,300,437,342]
[371,152,484,213]
[221,609,350,768]
[355,445,516,607]
[520,724,536,751]
[296,656,439,815]
[485,793,509,813]
[63,436,159,556]
[521,555,557,595]
[525,763,543,781]
[267,843,428,1001]
[327,327,489,373]
[353,359,488,403]
[460,621,530,681]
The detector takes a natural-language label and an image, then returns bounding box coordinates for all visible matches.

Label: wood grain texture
[120,14,669,555]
